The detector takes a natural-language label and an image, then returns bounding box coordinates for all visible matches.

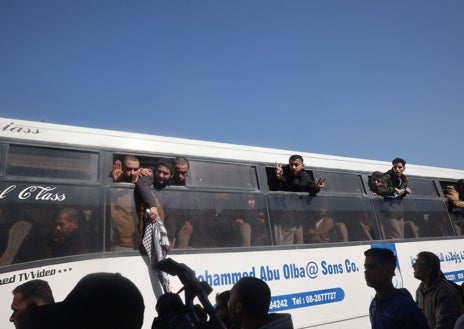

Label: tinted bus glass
[188,161,258,191]
[110,186,140,251]
[6,145,99,181]
[372,197,454,238]
[267,194,379,244]
[408,178,439,198]
[0,182,102,265]
[312,171,364,194]
[156,190,269,248]
[0,143,6,176]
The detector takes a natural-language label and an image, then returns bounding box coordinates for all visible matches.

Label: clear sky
[1,1,463,170]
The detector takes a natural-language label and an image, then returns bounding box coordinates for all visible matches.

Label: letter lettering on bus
[0,185,16,199]
[18,186,66,201]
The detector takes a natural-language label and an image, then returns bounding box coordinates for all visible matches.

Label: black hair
[392,157,406,166]
[364,248,396,271]
[417,251,441,278]
[234,277,270,319]
[12,279,55,305]
[156,158,175,175]
[289,154,304,163]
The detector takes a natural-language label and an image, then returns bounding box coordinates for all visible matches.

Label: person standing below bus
[215,290,232,328]
[10,279,55,329]
[274,154,325,245]
[29,272,145,329]
[444,179,464,234]
[363,248,429,329]
[376,157,412,239]
[49,207,93,257]
[228,276,294,329]
[455,314,464,329]
[413,251,463,329]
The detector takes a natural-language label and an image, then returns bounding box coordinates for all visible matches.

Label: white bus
[0,117,463,329]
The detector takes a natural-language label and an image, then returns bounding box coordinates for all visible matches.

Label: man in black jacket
[275,154,324,194]
[273,154,325,245]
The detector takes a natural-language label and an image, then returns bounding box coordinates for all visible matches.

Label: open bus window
[6,145,99,182]
[266,167,364,195]
[266,167,317,192]
[111,154,160,183]
[439,180,464,236]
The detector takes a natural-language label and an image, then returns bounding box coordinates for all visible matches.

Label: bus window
[408,178,440,197]
[267,194,378,245]
[0,143,6,176]
[403,199,455,237]
[312,171,364,194]
[371,198,455,239]
[0,182,102,265]
[109,187,140,251]
[266,167,318,192]
[188,161,258,191]
[319,196,379,242]
[6,145,99,182]
[157,190,269,249]
[440,180,464,235]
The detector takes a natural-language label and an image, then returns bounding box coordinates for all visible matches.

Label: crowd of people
[8,270,293,329]
[364,247,464,329]
[9,246,464,329]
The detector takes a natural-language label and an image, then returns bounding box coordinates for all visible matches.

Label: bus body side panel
[1,239,463,329]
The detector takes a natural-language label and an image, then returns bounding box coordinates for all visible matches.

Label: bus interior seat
[334,222,348,242]
[404,220,419,238]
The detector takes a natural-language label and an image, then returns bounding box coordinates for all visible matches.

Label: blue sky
[1,1,463,170]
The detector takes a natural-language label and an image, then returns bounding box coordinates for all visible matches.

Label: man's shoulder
[376,288,415,306]
[258,313,294,329]
[435,278,462,294]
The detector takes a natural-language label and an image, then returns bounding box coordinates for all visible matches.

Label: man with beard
[49,207,93,257]
[274,154,325,194]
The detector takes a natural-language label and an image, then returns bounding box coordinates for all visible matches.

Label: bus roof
[1,117,463,179]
